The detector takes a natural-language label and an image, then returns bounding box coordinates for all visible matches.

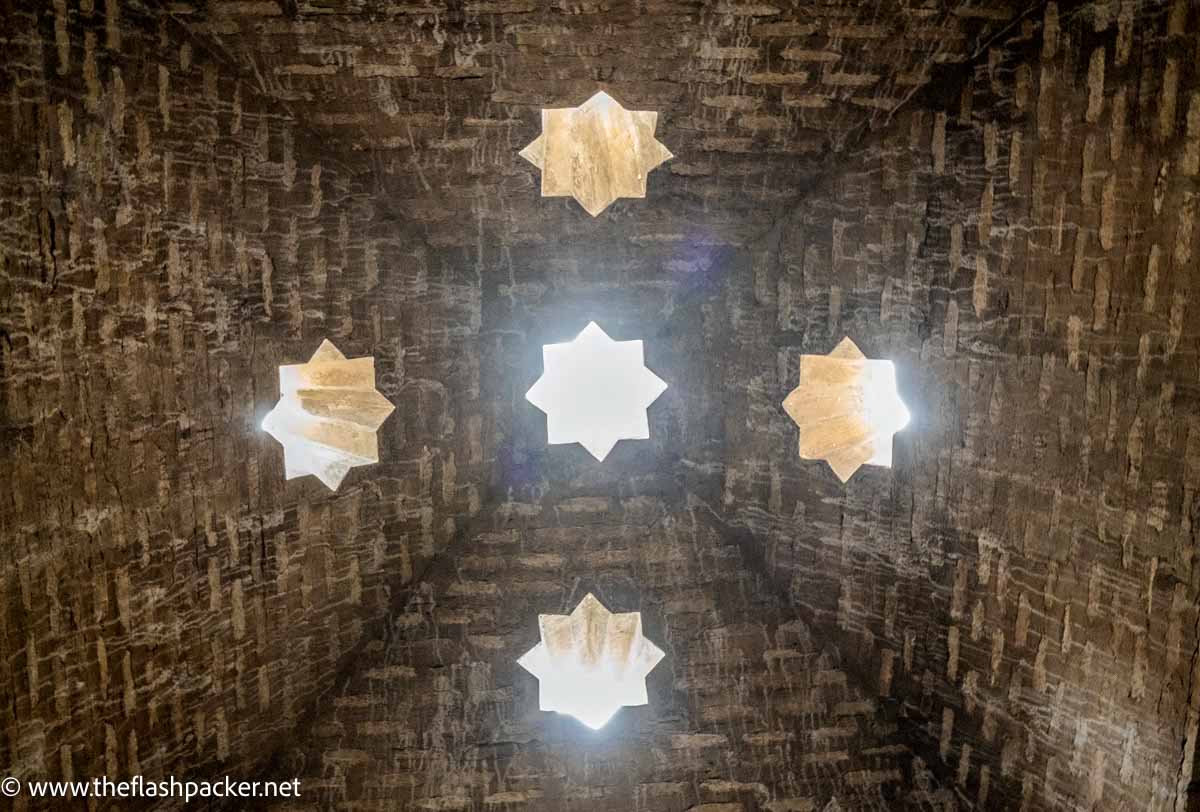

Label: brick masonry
[3,0,1200,811]
[184,0,1020,164]
[0,1,482,807]
[261,500,957,811]
[721,1,1200,809]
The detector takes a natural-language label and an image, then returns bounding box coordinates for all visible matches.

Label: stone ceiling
[179,0,1026,185]
[13,1,1200,810]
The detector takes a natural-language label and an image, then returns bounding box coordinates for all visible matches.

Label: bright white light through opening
[859,360,911,467]
[261,340,395,490]
[781,337,911,482]
[525,322,668,461]
[519,90,673,216]
[517,594,665,730]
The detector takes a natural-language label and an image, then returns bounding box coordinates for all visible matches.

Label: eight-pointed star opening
[781,337,911,483]
[525,321,668,461]
[517,593,665,730]
[261,339,395,490]
[520,90,673,216]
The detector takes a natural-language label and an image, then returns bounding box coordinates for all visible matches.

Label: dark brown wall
[720,1,1200,808]
[4,0,1200,810]
[263,500,953,812]
[185,0,1020,171]
[0,2,481,803]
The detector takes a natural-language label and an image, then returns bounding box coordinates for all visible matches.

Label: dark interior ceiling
[182,0,1021,155]
[172,0,1031,239]
[4,0,1200,810]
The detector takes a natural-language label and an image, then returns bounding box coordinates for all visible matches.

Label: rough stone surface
[3,0,1200,811]
[0,2,481,805]
[182,0,1023,165]
[262,501,955,811]
[722,1,1200,809]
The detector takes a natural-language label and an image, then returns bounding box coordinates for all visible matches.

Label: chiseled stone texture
[179,0,1024,209]
[0,2,482,805]
[721,1,1200,809]
[5,0,1200,810]
[262,501,955,811]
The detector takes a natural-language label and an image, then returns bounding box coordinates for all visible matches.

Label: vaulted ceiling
[171,0,1030,239]
[183,0,1020,157]
[4,0,1200,810]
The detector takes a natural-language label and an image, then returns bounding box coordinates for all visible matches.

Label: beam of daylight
[525,322,668,461]
[781,337,910,482]
[519,91,673,216]
[261,340,395,490]
[518,594,665,730]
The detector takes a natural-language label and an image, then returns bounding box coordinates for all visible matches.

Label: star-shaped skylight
[517,593,665,730]
[519,90,673,216]
[781,337,910,482]
[261,340,395,490]
[525,322,668,461]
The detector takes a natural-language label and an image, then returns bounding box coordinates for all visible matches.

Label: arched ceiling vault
[177,0,1029,162]
[6,0,1200,811]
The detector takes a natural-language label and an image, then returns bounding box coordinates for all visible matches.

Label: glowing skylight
[525,322,668,461]
[517,593,665,730]
[519,90,673,216]
[261,340,395,490]
[781,337,910,483]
